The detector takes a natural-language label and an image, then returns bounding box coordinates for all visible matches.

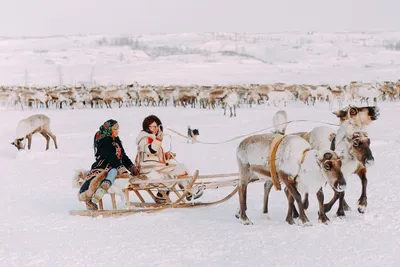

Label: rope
[165,119,340,145]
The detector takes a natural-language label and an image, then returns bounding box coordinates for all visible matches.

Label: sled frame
[69,171,243,217]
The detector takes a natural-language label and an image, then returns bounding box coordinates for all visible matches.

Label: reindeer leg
[356,167,368,213]
[27,134,32,150]
[288,190,299,219]
[317,188,330,224]
[262,180,273,218]
[284,187,295,225]
[279,171,311,225]
[336,191,346,217]
[45,130,58,149]
[230,106,233,117]
[238,183,252,225]
[234,105,236,117]
[303,193,309,210]
[40,132,50,151]
[292,203,299,219]
[342,198,351,211]
[323,188,340,213]
[236,163,253,225]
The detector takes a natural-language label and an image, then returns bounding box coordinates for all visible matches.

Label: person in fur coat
[78,119,138,210]
[135,115,204,203]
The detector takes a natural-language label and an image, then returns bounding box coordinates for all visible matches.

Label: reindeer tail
[272,110,288,135]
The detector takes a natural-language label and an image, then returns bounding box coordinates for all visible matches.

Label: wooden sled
[69,170,243,217]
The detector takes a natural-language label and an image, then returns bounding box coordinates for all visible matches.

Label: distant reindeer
[11,114,58,151]
[222,91,239,117]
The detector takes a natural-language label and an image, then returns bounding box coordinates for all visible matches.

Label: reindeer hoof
[318,213,330,224]
[240,219,253,225]
[286,217,295,225]
[299,220,313,227]
[358,197,367,214]
[336,210,345,217]
[358,205,367,214]
[318,219,330,225]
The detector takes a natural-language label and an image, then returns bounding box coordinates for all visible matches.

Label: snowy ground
[1,101,400,267]
[1,31,400,86]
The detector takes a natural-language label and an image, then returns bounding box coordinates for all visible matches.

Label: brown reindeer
[326,105,379,214]
[332,105,379,127]
[292,105,378,216]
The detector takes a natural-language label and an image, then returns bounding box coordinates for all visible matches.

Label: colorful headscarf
[93,119,118,155]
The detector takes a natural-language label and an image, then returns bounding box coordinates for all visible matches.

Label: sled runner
[69,170,242,217]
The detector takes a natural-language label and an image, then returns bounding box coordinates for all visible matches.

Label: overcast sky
[1,0,399,36]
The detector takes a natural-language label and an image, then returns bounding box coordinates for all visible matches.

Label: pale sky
[1,0,399,36]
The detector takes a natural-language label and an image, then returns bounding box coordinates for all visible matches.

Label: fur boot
[77,170,108,210]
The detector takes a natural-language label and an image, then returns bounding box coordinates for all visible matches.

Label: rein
[165,119,340,145]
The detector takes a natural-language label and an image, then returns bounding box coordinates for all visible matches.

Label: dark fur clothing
[91,136,134,170]
[78,135,134,199]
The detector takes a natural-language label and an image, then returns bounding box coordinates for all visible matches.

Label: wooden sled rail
[127,172,239,185]
[70,170,243,217]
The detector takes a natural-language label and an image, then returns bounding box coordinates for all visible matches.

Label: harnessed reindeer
[236,133,346,226]
[276,105,379,216]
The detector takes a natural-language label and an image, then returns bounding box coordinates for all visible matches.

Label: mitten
[129,164,140,176]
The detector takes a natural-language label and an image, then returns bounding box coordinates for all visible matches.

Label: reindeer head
[11,138,25,150]
[347,131,374,167]
[315,150,346,192]
[333,105,380,126]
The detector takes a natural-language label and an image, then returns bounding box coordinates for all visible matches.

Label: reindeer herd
[0,80,399,115]
[2,72,386,226]
[7,101,381,226]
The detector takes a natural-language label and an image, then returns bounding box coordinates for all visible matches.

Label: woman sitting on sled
[135,115,204,203]
[78,119,138,210]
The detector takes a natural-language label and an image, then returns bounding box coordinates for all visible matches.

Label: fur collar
[135,130,154,145]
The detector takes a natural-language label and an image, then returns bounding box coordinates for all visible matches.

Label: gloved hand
[117,166,130,176]
[129,164,140,176]
[156,129,163,141]
[165,152,176,160]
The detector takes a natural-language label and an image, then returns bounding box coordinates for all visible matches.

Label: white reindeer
[11,114,58,151]
[266,90,291,107]
[280,106,378,216]
[236,133,346,225]
[222,91,239,117]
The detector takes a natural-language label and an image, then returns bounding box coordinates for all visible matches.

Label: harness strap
[300,148,311,164]
[269,134,286,191]
[269,135,312,190]
[290,148,312,183]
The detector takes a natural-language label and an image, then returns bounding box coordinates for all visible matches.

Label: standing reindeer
[11,114,58,151]
[236,133,346,225]
[222,91,239,117]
